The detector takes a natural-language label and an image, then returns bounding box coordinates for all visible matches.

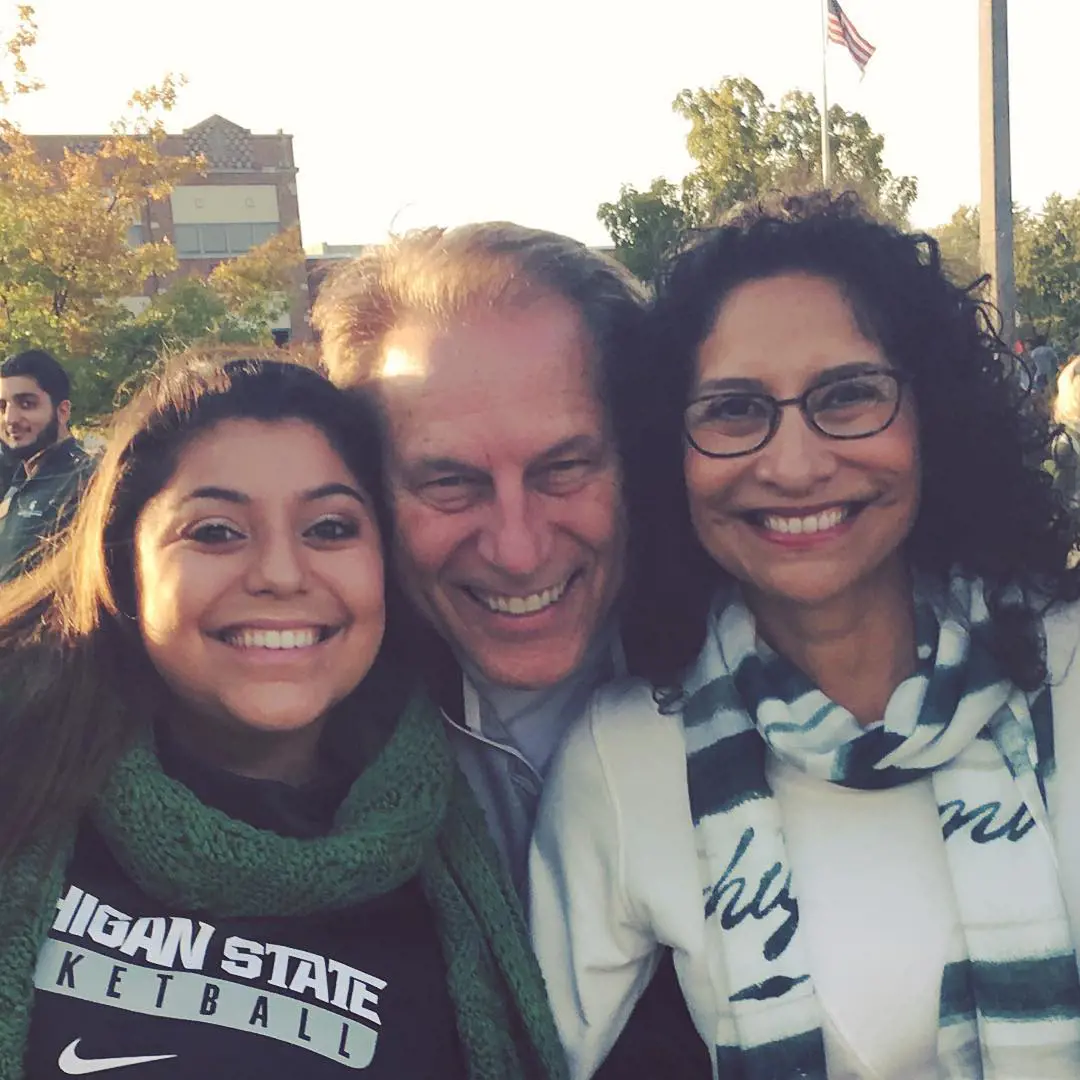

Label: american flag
[827,0,876,73]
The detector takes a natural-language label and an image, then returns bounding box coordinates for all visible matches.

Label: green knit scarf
[0,691,568,1080]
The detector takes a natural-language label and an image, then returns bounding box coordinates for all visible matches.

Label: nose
[475,480,553,578]
[245,528,308,596]
[753,409,838,492]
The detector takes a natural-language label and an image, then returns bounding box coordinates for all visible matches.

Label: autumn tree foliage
[0,5,304,418]
[0,91,193,357]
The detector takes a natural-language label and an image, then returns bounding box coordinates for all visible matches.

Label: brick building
[30,115,310,342]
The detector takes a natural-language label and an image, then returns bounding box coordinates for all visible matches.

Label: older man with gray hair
[313,223,707,1078]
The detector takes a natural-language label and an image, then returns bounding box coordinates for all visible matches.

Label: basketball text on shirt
[36,885,387,1069]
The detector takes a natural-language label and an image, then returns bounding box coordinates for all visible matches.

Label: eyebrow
[532,435,603,463]
[393,457,489,491]
[303,482,368,504]
[180,482,368,506]
[696,361,888,396]
[403,435,603,478]
[404,457,480,477]
[182,486,249,505]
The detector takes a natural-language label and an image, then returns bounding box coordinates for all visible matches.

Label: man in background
[1019,330,1060,395]
[0,349,94,581]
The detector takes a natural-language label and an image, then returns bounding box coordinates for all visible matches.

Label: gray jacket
[442,631,624,899]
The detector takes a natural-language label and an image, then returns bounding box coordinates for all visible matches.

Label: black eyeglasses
[685,369,910,459]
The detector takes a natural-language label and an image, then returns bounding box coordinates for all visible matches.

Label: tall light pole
[979,0,1016,344]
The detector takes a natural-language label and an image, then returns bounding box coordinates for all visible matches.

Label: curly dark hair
[623,190,1080,690]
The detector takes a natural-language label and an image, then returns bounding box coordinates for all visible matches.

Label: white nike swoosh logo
[58,1038,177,1074]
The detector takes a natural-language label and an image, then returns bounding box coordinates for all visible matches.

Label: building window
[200,224,228,256]
[173,224,201,256]
[252,222,278,246]
[226,223,253,253]
[173,223,279,258]
[125,223,146,248]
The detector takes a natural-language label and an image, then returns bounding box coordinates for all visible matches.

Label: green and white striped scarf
[679,574,1080,1078]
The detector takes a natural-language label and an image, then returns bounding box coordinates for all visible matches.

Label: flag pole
[820,0,832,186]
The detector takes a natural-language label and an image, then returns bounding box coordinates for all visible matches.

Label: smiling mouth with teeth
[467,574,577,617]
[217,626,338,650]
[751,505,860,536]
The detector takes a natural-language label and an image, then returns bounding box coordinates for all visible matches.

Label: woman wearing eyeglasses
[530,192,1080,1080]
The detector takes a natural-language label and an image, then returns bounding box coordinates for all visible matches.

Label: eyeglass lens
[686,372,902,457]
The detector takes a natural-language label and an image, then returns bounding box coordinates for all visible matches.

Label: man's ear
[57,399,72,428]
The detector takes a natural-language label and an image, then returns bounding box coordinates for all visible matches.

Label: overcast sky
[5,0,1074,248]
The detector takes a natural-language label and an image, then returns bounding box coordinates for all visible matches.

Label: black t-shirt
[25,743,468,1079]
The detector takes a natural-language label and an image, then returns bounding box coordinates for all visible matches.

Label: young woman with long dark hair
[0,356,565,1080]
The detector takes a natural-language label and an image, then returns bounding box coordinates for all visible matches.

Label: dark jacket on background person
[1031,344,1060,391]
[0,445,16,500]
[0,437,93,582]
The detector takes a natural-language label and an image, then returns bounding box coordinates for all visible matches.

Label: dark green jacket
[0,437,94,582]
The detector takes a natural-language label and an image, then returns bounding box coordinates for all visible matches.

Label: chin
[749,569,866,609]
[234,717,325,735]
[224,699,330,734]
[476,643,586,691]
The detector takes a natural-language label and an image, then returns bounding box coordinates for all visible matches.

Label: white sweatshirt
[530,604,1080,1080]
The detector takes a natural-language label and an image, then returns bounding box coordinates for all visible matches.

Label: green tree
[931,195,1080,355]
[1015,194,1080,351]
[597,179,690,283]
[674,77,772,215]
[600,76,918,283]
[929,206,983,285]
